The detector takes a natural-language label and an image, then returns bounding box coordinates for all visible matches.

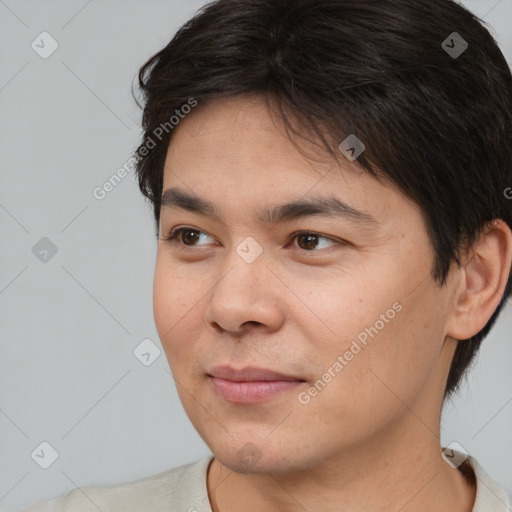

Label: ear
[447,219,512,341]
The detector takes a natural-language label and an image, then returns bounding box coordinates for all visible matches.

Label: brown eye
[162,227,213,247]
[297,233,320,250]
[292,231,337,251]
[180,229,201,245]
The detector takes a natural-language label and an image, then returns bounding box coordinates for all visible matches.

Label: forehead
[165,95,341,176]
[161,95,417,227]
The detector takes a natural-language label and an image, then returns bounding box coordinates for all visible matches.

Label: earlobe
[446,219,512,341]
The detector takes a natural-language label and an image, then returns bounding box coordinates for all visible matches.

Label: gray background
[0,1,511,510]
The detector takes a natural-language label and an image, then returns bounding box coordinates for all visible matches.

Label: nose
[203,244,285,335]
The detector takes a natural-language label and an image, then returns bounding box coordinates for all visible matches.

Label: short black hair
[133,0,512,401]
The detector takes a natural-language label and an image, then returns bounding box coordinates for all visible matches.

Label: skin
[153,94,512,511]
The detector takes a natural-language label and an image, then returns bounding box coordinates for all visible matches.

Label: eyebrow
[160,187,378,226]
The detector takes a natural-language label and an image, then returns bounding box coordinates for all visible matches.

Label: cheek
[152,261,211,374]
[153,263,191,350]
[152,264,173,340]
[293,274,398,356]
[335,286,450,415]
[294,276,415,395]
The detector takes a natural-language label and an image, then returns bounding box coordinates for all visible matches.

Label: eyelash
[159,226,345,252]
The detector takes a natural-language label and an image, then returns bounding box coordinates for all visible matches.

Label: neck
[207,418,476,512]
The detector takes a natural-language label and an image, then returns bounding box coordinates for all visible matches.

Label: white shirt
[22,454,510,511]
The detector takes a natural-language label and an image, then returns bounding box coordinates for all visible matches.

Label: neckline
[183,454,509,512]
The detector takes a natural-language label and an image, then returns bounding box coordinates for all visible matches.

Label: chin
[211,438,303,476]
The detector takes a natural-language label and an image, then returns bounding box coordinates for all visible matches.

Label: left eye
[291,231,338,251]
[161,228,339,251]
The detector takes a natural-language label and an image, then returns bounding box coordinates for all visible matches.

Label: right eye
[160,227,216,247]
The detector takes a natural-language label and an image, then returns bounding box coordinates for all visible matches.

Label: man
[24,0,512,510]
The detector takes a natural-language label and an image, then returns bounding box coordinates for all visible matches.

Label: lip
[208,365,304,382]
[207,365,306,404]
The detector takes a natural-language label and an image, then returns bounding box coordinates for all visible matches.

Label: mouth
[207,365,306,403]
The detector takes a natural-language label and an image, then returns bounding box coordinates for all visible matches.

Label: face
[153,95,459,475]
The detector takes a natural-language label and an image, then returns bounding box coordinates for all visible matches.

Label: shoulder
[21,456,213,512]
[468,455,511,512]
